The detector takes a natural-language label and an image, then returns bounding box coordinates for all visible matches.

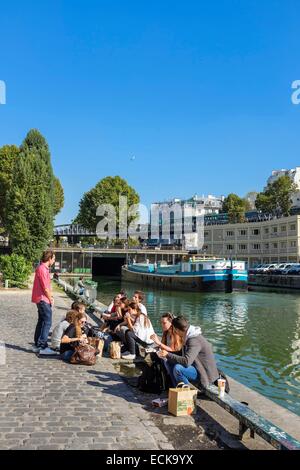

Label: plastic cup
[218,378,226,398]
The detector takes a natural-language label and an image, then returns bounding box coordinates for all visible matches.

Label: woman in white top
[118,301,154,359]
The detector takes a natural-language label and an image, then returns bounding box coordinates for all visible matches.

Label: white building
[267,167,300,207]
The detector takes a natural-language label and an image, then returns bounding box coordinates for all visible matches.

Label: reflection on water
[91,276,300,416]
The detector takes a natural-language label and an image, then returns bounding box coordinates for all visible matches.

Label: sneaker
[39,347,60,356]
[121,353,136,360]
[31,345,40,353]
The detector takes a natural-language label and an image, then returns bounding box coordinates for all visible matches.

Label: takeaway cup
[218,378,226,398]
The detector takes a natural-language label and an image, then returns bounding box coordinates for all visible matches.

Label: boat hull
[121,266,248,293]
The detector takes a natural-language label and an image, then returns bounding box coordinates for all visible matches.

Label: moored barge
[122,257,248,293]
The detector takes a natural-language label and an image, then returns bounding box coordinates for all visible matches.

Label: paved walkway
[0,289,174,450]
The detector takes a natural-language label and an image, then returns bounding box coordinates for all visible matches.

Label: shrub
[0,254,32,287]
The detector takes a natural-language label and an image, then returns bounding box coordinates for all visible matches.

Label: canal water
[89,276,300,416]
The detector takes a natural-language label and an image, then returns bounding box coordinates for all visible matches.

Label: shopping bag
[168,382,197,416]
[88,337,105,357]
[109,341,121,359]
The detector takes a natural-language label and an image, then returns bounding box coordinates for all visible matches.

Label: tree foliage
[255,176,297,216]
[75,176,140,234]
[0,145,19,233]
[53,176,65,216]
[0,254,32,287]
[6,130,55,262]
[222,193,250,223]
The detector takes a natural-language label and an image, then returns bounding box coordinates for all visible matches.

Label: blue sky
[0,0,300,224]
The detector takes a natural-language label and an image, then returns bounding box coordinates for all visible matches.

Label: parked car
[283,265,300,275]
[271,263,297,274]
[264,264,280,273]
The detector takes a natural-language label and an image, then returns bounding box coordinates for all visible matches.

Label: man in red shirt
[32,249,57,355]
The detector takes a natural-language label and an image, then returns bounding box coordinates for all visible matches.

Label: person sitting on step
[115,301,155,360]
[60,311,90,362]
[51,310,77,352]
[157,316,219,390]
[150,312,183,386]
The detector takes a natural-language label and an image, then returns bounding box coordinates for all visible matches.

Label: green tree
[53,176,65,216]
[222,193,250,223]
[0,145,19,233]
[75,176,140,235]
[255,175,297,216]
[0,254,32,287]
[6,129,55,262]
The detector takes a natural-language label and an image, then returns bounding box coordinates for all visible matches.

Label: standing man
[32,250,58,355]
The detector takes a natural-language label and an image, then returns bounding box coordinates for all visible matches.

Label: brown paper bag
[168,382,197,416]
[88,338,105,357]
[109,341,121,359]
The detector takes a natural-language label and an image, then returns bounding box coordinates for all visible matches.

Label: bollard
[4,280,9,289]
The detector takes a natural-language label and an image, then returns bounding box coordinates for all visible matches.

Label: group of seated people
[51,289,219,389]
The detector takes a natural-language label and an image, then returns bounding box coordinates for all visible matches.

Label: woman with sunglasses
[60,311,89,362]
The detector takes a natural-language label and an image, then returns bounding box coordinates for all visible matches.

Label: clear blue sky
[1,0,300,224]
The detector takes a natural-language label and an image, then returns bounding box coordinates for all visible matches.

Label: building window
[253,244,261,250]
[226,231,234,237]
[239,244,247,250]
[227,244,234,250]
[265,243,269,249]
[290,241,297,247]
[273,243,278,248]
[252,229,260,235]
[204,231,209,238]
[239,229,247,236]
[273,227,278,233]
[290,224,296,231]
[281,226,286,232]
[281,242,286,248]
[264,228,269,234]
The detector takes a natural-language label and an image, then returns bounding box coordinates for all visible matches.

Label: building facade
[201,215,300,267]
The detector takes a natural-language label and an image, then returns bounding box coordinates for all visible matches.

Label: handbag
[70,344,97,366]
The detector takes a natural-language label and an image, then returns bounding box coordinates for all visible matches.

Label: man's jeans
[34,301,52,349]
[173,363,199,385]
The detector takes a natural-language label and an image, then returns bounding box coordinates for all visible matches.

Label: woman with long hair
[151,313,182,353]
[151,313,183,386]
[157,316,219,389]
[115,301,154,360]
[60,311,89,362]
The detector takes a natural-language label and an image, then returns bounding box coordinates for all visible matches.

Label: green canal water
[90,276,300,416]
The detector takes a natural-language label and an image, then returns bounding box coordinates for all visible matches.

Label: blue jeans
[34,301,52,349]
[173,363,199,385]
[62,350,74,362]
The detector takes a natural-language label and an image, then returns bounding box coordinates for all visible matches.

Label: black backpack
[138,353,172,394]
